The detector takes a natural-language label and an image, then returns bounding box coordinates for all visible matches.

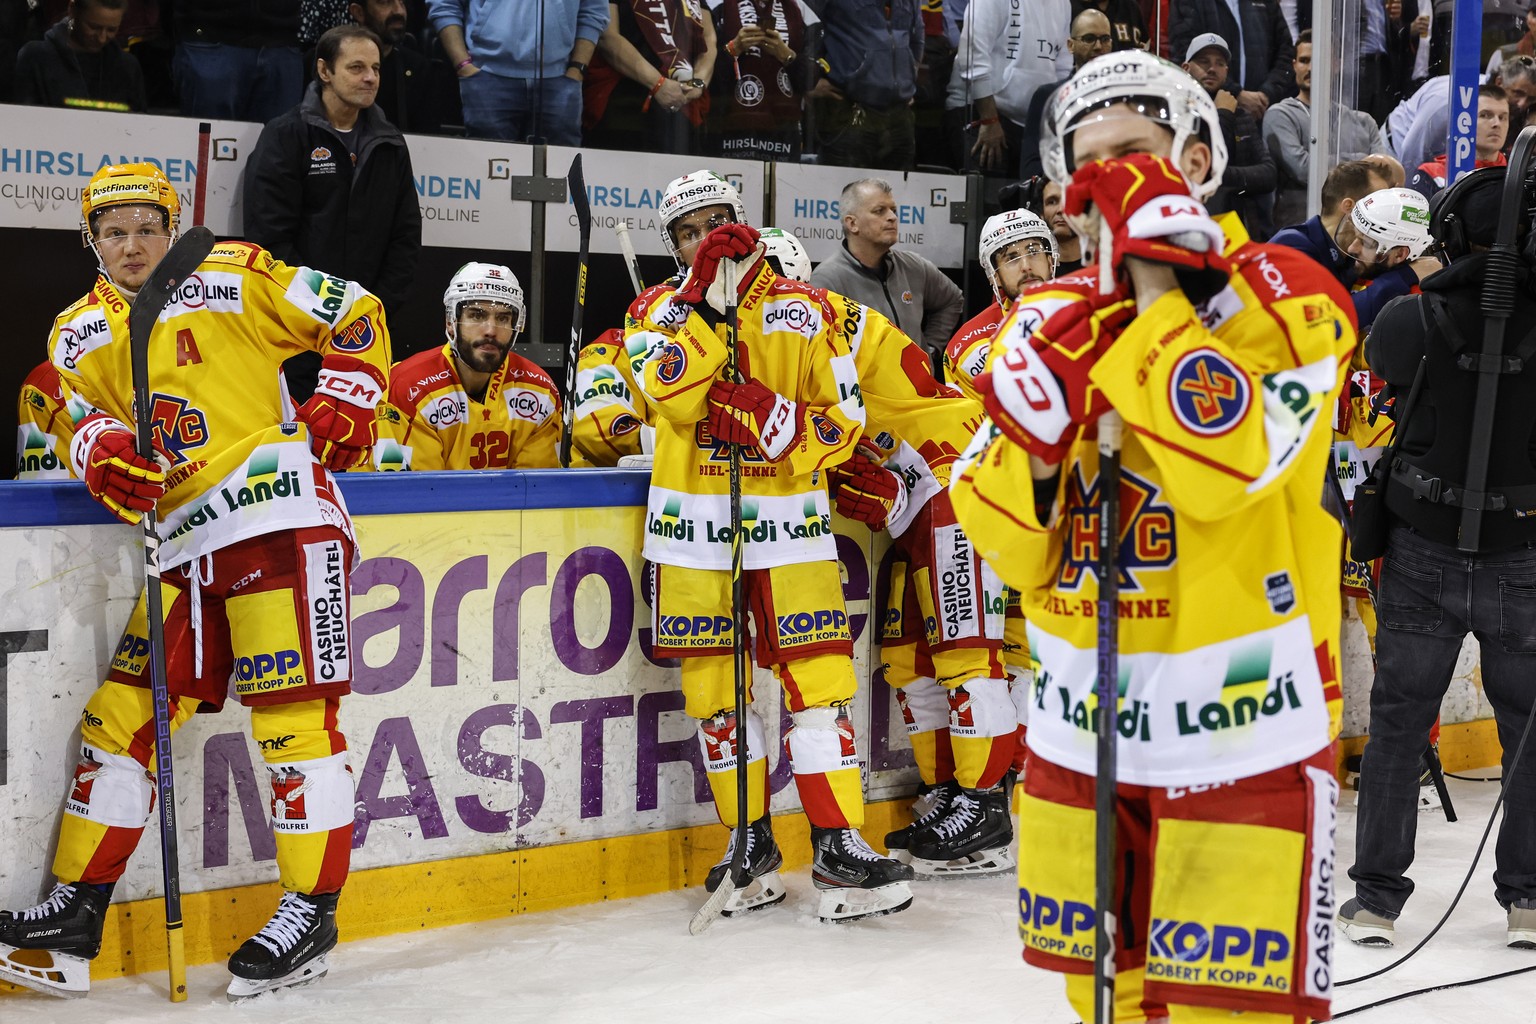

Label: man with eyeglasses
[1019,9,1114,179]
[1070,0,1148,51]
[375,262,560,470]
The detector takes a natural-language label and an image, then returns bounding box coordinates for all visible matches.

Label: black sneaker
[706,816,783,890]
[0,882,110,960]
[228,890,340,983]
[908,786,1013,864]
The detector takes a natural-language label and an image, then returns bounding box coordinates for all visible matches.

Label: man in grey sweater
[809,178,965,358]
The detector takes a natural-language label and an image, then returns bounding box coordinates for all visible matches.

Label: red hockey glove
[675,224,762,313]
[298,354,386,471]
[828,442,905,529]
[1065,153,1232,296]
[976,294,1131,464]
[74,413,167,523]
[705,376,805,461]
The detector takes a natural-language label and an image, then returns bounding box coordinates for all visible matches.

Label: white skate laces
[838,830,883,861]
[929,791,982,841]
[250,893,318,957]
[18,883,79,921]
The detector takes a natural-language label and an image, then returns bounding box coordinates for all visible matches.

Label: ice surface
[2,777,1532,1023]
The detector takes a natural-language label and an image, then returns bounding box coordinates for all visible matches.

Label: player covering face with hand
[627,170,915,923]
[949,53,1357,1023]
[0,162,392,1000]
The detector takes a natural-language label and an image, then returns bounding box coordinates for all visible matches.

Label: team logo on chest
[1059,466,1176,592]
[1170,349,1250,436]
[148,393,210,465]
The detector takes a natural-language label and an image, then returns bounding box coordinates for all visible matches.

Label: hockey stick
[128,224,216,1002]
[689,260,749,935]
[1092,409,1123,1024]
[560,154,591,468]
[193,122,210,228]
[616,220,645,297]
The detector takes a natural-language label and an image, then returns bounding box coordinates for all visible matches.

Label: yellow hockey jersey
[950,224,1356,786]
[49,243,393,569]
[376,342,560,470]
[16,360,81,479]
[628,262,865,570]
[943,299,1005,403]
[572,327,654,466]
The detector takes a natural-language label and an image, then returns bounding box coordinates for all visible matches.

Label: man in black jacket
[245,24,421,400]
[13,0,146,112]
[1170,0,1294,122]
[1340,166,1536,951]
[244,24,421,322]
[1184,32,1277,239]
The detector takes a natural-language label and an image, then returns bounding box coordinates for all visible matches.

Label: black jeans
[1349,526,1536,916]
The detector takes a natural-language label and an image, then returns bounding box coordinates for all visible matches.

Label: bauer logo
[305,541,350,683]
[161,271,243,318]
[332,315,377,353]
[655,341,687,385]
[505,387,554,423]
[1171,349,1250,436]
[51,310,112,371]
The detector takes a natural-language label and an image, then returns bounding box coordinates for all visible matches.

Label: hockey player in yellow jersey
[629,170,914,922]
[572,326,655,465]
[0,163,391,999]
[757,228,1019,876]
[15,360,80,479]
[949,54,1357,1023]
[376,263,560,470]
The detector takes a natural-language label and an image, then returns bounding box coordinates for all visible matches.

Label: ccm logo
[319,375,381,405]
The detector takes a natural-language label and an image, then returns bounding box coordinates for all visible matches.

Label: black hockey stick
[690,260,750,935]
[560,154,591,468]
[1092,409,1124,1024]
[128,224,215,1002]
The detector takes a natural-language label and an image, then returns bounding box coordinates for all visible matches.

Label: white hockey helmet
[979,209,1058,302]
[1350,187,1434,262]
[759,226,812,281]
[1042,51,1228,201]
[658,169,748,267]
[444,262,526,343]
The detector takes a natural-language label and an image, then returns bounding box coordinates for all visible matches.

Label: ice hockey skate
[226,890,339,1000]
[906,786,1014,877]
[704,817,788,916]
[811,827,915,922]
[883,779,960,865]
[0,882,109,997]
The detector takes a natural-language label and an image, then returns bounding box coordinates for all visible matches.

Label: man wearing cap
[1184,31,1277,240]
[1170,0,1294,121]
[1264,29,1391,229]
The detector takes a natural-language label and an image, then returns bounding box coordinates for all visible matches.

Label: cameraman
[1341,166,1536,950]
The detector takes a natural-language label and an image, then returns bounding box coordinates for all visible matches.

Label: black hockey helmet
[1429,166,1508,262]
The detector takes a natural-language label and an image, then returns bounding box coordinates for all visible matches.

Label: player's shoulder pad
[204,240,270,271]
[628,281,676,322]
[23,360,64,396]
[389,347,456,411]
[1233,241,1357,325]
[503,351,557,390]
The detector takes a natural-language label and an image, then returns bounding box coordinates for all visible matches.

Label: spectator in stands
[309,0,459,134]
[1387,71,1449,171]
[1018,7,1110,179]
[1384,0,1429,114]
[1071,0,1147,51]
[1040,178,1084,274]
[704,0,812,161]
[0,1,49,104]
[1408,84,1510,198]
[805,0,923,170]
[586,0,715,155]
[1184,32,1277,240]
[944,0,1071,175]
[1265,31,1391,230]
[428,0,606,144]
[300,0,352,45]
[809,177,965,358]
[1170,0,1293,122]
[244,25,421,325]
[172,0,304,123]
[13,0,146,111]
[1357,0,1394,122]
[1497,54,1536,143]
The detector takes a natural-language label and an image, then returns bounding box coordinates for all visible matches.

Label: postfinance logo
[1174,640,1302,735]
[1148,917,1292,991]
[1059,466,1175,592]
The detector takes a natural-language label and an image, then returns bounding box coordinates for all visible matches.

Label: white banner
[773,164,968,269]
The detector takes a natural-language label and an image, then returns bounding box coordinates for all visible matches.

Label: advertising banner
[773,164,967,269]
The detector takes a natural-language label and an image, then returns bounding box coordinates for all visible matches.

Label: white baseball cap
[1185,32,1231,63]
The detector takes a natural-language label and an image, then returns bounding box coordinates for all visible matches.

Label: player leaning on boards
[0,163,391,999]
[374,262,560,470]
[626,170,914,922]
[950,53,1356,1022]
[759,228,1021,877]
